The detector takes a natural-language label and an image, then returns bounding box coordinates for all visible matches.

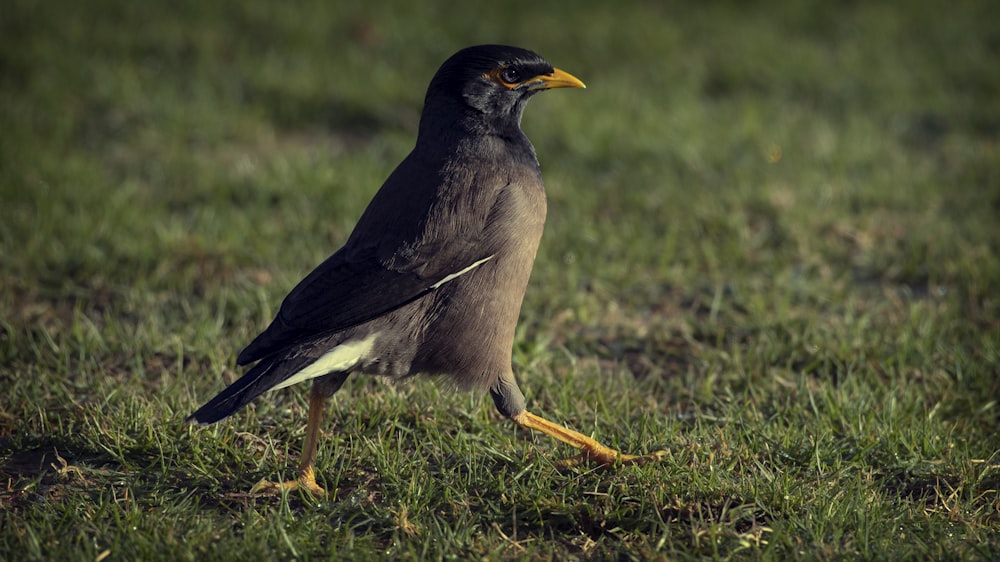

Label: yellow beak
[527,67,586,90]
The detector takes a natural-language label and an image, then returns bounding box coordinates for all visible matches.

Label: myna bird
[189,44,664,496]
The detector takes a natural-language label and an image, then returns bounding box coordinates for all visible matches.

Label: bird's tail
[187,354,314,425]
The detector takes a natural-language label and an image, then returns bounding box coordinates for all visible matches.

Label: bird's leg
[510,411,666,468]
[251,384,328,497]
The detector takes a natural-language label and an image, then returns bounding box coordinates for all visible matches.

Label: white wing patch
[430,254,495,289]
[272,333,378,390]
[267,255,493,392]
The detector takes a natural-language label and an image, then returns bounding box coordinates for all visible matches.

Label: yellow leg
[511,411,666,468]
[250,385,328,497]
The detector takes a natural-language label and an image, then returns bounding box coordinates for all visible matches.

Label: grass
[2,0,998,559]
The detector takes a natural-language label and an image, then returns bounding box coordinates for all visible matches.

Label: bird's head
[419,45,585,142]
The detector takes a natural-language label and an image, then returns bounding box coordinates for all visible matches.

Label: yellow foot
[556,447,668,469]
[510,411,667,470]
[249,466,326,497]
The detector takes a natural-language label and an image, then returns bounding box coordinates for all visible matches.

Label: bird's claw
[556,447,667,469]
[250,467,327,497]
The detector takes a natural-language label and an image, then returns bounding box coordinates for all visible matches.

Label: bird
[188,44,665,496]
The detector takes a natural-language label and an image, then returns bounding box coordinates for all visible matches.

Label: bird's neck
[417,104,538,169]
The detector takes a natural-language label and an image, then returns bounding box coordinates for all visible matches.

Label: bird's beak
[526,67,586,91]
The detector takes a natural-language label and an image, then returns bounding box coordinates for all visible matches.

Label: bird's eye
[500,67,521,84]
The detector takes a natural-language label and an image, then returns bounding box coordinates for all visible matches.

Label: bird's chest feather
[412,162,546,382]
[437,138,546,243]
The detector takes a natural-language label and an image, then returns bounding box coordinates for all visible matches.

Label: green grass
[2,0,998,559]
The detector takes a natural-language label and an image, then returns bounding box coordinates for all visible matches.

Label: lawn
[1,0,998,560]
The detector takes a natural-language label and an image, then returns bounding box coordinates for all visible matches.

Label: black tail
[187,354,314,424]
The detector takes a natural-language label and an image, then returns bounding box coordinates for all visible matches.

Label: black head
[419,45,585,142]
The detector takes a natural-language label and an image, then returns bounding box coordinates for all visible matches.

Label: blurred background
[3,0,997,307]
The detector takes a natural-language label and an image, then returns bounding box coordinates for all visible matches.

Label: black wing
[236,146,524,365]
[237,237,488,365]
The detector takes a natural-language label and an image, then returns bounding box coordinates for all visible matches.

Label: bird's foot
[510,410,666,469]
[250,466,326,497]
[556,445,667,469]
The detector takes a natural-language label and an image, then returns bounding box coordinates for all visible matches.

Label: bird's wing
[236,145,526,365]
[236,236,492,365]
